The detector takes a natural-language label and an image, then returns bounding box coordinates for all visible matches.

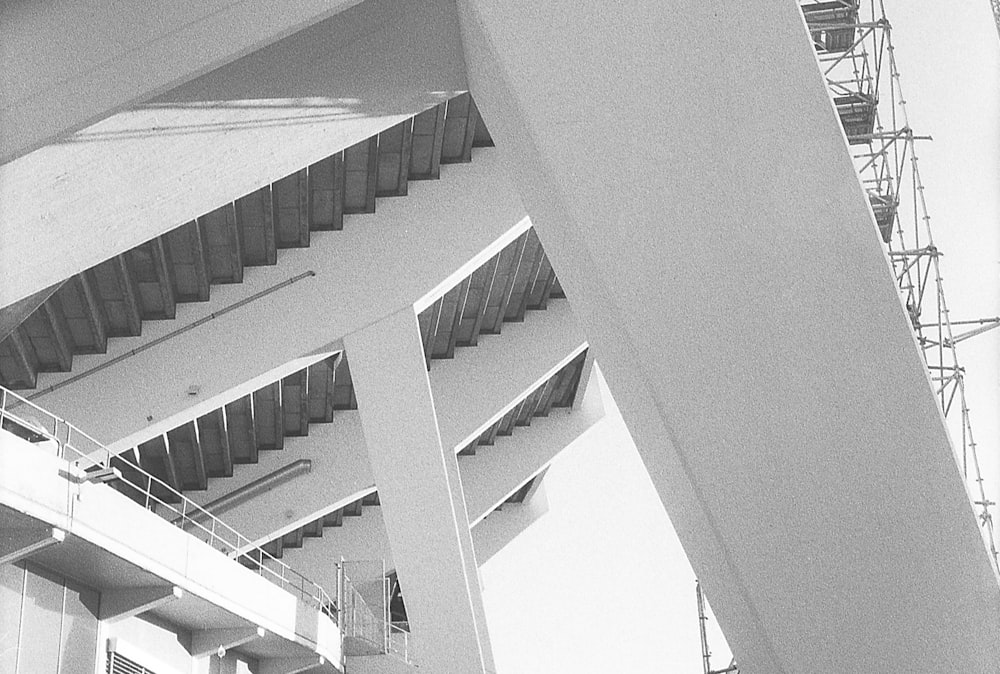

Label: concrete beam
[1,0,365,164]
[278,385,605,578]
[432,303,588,452]
[344,655,415,674]
[456,1,1000,671]
[257,656,329,674]
[29,153,524,451]
[190,626,266,658]
[472,478,550,565]
[188,415,371,545]
[1,0,468,308]
[99,585,183,621]
[281,506,394,592]
[0,282,63,341]
[345,307,494,673]
[186,301,585,542]
[0,526,65,565]
[460,363,605,526]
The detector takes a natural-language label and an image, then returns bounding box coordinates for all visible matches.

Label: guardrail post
[60,423,70,460]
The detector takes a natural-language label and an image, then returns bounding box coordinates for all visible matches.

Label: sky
[886,1,1000,517]
[479,3,1000,672]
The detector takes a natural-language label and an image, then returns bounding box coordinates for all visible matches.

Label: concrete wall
[0,562,99,674]
[102,614,193,674]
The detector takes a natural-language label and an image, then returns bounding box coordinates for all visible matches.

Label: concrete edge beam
[99,585,183,622]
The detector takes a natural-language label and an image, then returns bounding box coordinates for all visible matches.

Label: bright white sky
[479,3,1000,672]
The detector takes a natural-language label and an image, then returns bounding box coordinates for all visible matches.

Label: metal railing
[335,566,415,665]
[0,385,338,621]
[386,622,413,663]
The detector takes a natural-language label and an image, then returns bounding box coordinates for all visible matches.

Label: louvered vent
[107,652,158,674]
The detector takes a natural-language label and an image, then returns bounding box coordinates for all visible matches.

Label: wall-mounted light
[64,466,122,484]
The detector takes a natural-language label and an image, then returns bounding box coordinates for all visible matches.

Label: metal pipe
[172,459,312,525]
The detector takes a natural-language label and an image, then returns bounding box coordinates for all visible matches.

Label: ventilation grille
[108,652,158,674]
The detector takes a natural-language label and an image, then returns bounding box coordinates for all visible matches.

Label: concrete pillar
[344,307,493,673]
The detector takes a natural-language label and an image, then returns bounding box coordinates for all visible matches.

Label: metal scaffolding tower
[800,0,1000,567]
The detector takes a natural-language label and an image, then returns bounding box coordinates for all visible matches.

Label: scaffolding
[800,0,1000,569]
[695,581,739,674]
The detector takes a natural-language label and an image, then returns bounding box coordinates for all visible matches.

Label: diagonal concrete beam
[0,526,65,565]
[0,282,63,337]
[345,307,494,674]
[456,1,1000,671]
[1,0,468,307]
[471,476,550,565]
[190,626,266,658]
[29,153,524,451]
[433,303,588,452]
[99,585,183,621]
[1,0,364,164]
[460,363,605,527]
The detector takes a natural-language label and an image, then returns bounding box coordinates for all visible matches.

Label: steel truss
[802,0,1000,569]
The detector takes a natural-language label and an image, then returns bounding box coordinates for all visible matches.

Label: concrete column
[344,307,493,673]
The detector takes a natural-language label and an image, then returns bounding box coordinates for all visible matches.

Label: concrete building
[1,1,998,673]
